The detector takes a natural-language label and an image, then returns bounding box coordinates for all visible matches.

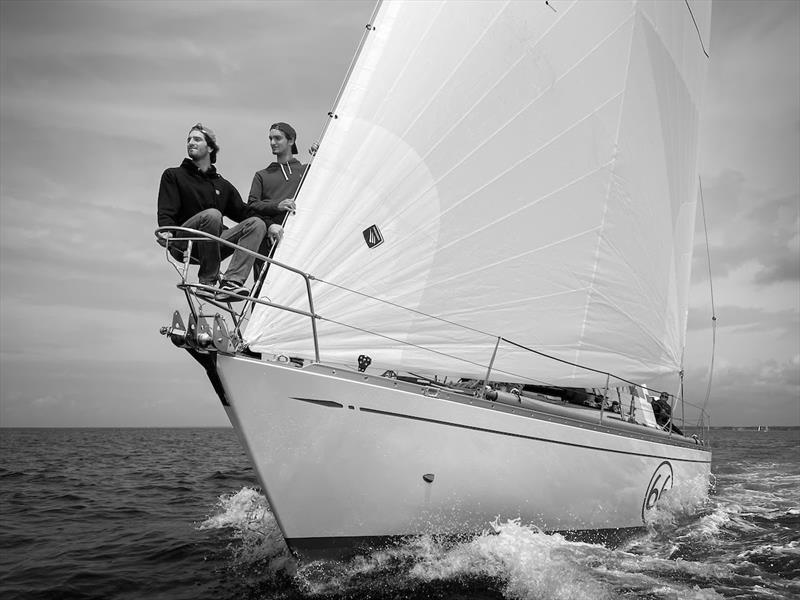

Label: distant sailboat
[159,0,714,559]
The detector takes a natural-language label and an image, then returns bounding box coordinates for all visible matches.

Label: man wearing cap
[246,122,311,279]
[157,123,266,302]
[651,392,684,435]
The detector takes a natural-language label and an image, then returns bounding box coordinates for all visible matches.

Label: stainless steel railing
[155,226,711,444]
[155,226,320,362]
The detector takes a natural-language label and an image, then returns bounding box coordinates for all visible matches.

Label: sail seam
[393,0,575,170]
[319,222,599,301]
[371,1,446,125]
[439,286,591,316]
[575,4,638,376]
[435,90,623,223]
[599,234,678,365]
[395,0,512,140]
[376,2,629,230]
[572,287,677,373]
[432,158,615,252]
[416,225,601,287]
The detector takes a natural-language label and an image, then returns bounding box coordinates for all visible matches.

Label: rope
[699,176,717,420]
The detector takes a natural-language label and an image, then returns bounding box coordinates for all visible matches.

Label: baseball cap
[270,122,298,154]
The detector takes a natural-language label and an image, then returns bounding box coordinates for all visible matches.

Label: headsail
[245,0,712,387]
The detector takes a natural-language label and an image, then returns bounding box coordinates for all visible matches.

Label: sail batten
[245,0,712,388]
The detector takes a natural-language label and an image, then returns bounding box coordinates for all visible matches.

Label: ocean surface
[1,427,797,600]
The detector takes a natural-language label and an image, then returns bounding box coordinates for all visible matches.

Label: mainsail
[245,0,712,387]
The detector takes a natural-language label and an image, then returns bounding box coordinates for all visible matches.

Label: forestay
[245,0,712,387]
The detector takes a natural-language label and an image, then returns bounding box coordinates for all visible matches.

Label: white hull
[216,355,711,559]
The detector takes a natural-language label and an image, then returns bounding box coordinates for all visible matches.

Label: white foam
[198,486,269,530]
[198,486,295,574]
[294,519,618,599]
[198,484,788,598]
[409,519,616,600]
[739,540,800,561]
[643,473,714,529]
[295,518,736,599]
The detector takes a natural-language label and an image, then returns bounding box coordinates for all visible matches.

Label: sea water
[1,427,797,600]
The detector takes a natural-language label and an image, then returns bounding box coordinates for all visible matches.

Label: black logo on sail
[362,224,384,249]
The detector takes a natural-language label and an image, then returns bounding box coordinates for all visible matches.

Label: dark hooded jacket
[246,158,307,221]
[157,158,246,227]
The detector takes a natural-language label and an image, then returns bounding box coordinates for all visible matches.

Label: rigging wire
[318,314,553,387]
[318,0,382,140]
[684,0,710,59]
[699,175,717,423]
[316,277,675,395]
[293,0,380,192]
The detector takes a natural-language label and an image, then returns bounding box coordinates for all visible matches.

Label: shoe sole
[216,288,249,303]
[194,285,217,300]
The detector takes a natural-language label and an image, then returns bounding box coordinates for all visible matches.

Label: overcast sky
[1,0,797,428]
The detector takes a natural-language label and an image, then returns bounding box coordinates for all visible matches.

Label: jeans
[252,234,275,281]
[175,209,266,285]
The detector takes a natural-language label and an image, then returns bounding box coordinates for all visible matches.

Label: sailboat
[158,0,714,559]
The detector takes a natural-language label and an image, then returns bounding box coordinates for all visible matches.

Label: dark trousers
[172,209,266,285]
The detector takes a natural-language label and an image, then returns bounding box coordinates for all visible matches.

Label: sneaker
[194,281,218,300]
[216,280,250,303]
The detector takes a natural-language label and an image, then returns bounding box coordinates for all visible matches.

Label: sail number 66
[642,461,674,521]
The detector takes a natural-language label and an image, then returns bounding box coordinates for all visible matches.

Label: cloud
[701,0,800,194]
[0,194,162,272]
[0,0,375,117]
[680,356,800,426]
[692,170,800,284]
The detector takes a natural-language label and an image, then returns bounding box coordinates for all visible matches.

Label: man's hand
[268,224,284,245]
[277,199,296,212]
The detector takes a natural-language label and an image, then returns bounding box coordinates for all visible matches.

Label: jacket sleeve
[224,184,248,223]
[157,169,180,227]
[246,172,284,217]
[247,171,264,204]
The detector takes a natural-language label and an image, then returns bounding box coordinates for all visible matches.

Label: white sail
[245,0,712,387]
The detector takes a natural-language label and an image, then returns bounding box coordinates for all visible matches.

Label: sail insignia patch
[362,224,384,249]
